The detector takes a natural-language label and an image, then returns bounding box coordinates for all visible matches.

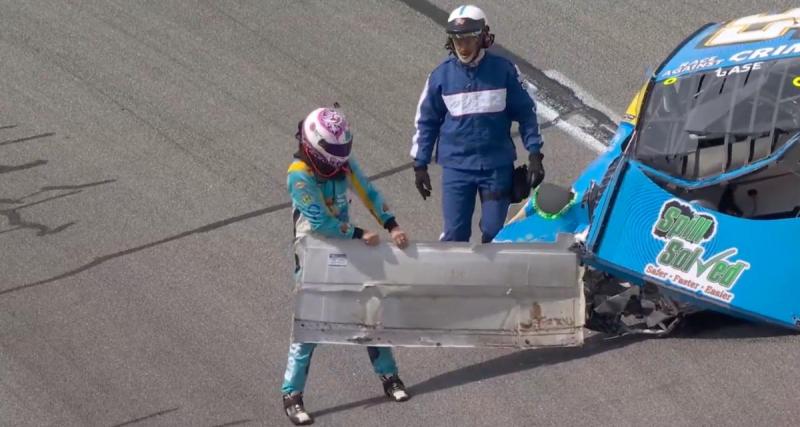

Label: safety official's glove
[414,165,432,200]
[528,152,545,189]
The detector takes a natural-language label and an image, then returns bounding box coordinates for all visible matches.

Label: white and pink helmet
[301,107,353,169]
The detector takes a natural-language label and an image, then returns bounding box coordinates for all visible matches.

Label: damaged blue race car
[496,9,800,335]
[291,10,800,349]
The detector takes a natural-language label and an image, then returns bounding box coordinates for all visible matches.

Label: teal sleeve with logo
[346,157,396,227]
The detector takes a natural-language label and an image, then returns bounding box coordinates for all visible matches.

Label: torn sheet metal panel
[292,235,584,348]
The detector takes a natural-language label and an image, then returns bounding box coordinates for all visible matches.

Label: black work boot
[283,392,313,425]
[381,374,410,402]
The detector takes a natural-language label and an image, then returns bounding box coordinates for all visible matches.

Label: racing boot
[283,392,313,425]
[381,374,410,402]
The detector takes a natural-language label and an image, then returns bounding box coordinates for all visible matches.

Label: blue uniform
[411,51,543,242]
[282,156,399,394]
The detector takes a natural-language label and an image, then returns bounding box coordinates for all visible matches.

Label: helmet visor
[318,138,352,158]
[448,31,481,40]
[446,16,485,36]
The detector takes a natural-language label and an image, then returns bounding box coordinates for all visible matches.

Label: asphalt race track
[2,1,800,426]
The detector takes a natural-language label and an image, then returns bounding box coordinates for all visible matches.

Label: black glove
[528,152,545,189]
[511,164,531,204]
[414,165,432,200]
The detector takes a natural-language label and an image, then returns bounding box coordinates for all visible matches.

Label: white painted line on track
[543,69,623,124]
[523,81,608,154]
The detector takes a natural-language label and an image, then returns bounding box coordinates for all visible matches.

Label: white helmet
[445,5,494,62]
[446,5,488,37]
[301,107,352,169]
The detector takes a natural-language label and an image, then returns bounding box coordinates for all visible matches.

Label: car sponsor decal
[713,61,763,77]
[327,253,348,267]
[661,56,724,77]
[644,199,750,303]
[727,44,800,62]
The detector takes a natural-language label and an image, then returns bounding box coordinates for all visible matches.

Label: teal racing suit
[282,156,399,394]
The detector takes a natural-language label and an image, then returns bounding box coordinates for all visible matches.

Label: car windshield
[634,57,800,180]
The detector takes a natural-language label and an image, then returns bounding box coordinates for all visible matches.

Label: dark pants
[441,165,513,243]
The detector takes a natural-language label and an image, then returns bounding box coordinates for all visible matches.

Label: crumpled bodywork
[292,235,584,348]
[496,10,800,333]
